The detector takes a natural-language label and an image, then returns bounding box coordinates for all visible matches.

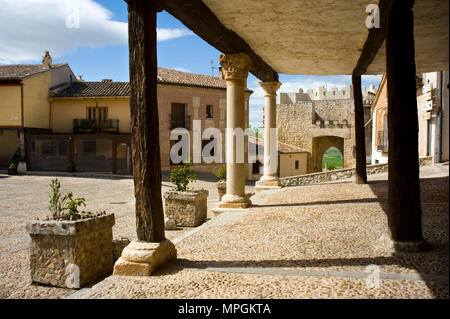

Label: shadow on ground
[164,176,449,298]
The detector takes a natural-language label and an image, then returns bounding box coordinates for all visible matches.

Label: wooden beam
[352,74,367,184]
[385,0,427,251]
[353,0,391,76]
[163,0,278,82]
[127,0,165,242]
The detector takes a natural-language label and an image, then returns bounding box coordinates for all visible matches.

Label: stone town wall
[280,156,433,187]
[26,214,115,288]
[277,98,356,172]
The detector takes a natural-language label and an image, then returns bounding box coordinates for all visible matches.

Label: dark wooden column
[352,74,367,184]
[385,0,426,250]
[127,0,165,242]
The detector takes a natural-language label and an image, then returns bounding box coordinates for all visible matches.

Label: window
[295,160,299,170]
[206,105,213,118]
[87,107,108,121]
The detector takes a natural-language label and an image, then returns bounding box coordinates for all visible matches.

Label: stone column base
[255,177,282,192]
[393,240,429,252]
[113,239,177,276]
[212,206,252,217]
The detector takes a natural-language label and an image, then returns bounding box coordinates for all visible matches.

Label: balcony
[73,119,119,134]
[169,114,191,130]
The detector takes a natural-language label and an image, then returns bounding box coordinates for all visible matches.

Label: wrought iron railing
[73,119,119,133]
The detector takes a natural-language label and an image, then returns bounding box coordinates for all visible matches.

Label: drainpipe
[435,72,443,163]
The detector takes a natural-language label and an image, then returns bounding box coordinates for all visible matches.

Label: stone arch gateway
[312,136,344,172]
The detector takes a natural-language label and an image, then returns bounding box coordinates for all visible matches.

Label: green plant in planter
[66,162,74,172]
[48,178,86,220]
[216,165,226,181]
[169,162,198,192]
[8,163,16,169]
[10,147,25,165]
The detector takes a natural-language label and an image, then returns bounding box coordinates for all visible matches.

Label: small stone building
[277,85,375,173]
[247,135,308,180]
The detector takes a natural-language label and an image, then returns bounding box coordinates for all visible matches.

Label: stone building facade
[277,85,375,173]
[371,72,449,165]
[1,53,252,177]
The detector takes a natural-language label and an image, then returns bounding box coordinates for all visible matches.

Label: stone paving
[0,171,244,298]
[0,165,448,298]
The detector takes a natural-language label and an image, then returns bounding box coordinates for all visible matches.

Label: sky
[0,0,382,128]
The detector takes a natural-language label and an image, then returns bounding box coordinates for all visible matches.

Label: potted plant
[26,178,115,288]
[163,162,208,228]
[215,165,226,201]
[8,163,17,175]
[66,162,75,172]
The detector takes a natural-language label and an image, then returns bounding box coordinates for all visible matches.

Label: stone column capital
[219,53,252,81]
[259,81,281,96]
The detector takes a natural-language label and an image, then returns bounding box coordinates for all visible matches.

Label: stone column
[217,52,252,209]
[385,0,427,252]
[256,81,282,189]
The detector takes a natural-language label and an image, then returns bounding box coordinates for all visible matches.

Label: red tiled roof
[51,68,252,97]
[157,67,227,90]
[0,63,67,79]
[51,80,129,97]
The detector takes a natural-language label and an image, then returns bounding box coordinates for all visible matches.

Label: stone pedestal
[393,240,429,253]
[163,189,208,227]
[26,214,115,288]
[215,52,252,211]
[113,239,177,276]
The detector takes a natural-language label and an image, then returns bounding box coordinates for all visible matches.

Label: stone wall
[163,189,208,227]
[26,214,115,288]
[280,156,433,187]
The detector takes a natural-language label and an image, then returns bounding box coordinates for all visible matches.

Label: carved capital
[259,81,281,96]
[219,53,252,81]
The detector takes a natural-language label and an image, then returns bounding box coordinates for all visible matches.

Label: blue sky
[0,0,382,128]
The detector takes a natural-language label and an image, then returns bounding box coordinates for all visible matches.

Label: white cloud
[0,0,193,64]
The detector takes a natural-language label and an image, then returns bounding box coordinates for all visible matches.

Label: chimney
[218,67,224,80]
[42,51,52,69]
[78,75,84,82]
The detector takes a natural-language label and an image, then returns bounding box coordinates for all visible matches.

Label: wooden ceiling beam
[353,0,392,76]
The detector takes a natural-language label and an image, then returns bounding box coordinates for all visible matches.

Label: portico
[115,0,449,276]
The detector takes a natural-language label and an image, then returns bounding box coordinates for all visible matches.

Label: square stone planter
[26,214,115,288]
[164,189,208,227]
[217,180,226,201]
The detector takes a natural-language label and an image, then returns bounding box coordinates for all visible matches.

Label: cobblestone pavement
[0,171,250,299]
[0,165,448,299]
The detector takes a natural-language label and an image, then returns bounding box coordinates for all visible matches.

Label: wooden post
[385,0,426,250]
[352,74,367,184]
[127,0,165,242]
